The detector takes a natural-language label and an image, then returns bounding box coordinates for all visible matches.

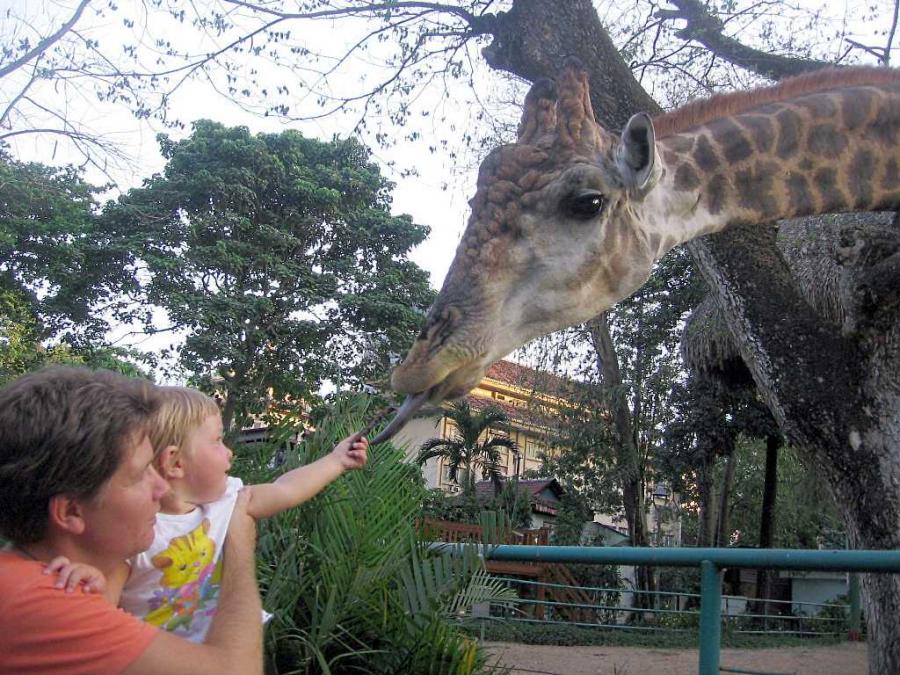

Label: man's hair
[0,366,160,545]
[149,386,220,459]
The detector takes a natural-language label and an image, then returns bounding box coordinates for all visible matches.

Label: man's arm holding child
[246,434,368,520]
[122,488,263,675]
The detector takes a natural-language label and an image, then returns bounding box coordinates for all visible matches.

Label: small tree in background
[416,401,517,497]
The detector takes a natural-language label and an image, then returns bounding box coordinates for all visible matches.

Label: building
[394,359,680,546]
[393,359,567,494]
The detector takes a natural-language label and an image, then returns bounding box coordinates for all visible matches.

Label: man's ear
[48,494,87,535]
[158,445,185,480]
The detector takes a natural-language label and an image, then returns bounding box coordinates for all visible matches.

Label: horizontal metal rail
[433,543,900,674]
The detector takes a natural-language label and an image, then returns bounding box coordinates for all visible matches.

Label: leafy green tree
[416,401,517,497]
[0,152,132,343]
[104,121,434,430]
[0,275,150,384]
[727,437,845,550]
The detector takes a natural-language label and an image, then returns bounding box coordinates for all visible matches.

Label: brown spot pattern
[674,162,701,191]
[705,174,730,215]
[813,167,846,213]
[775,108,802,159]
[734,162,778,219]
[796,94,837,118]
[842,88,874,129]
[693,135,721,172]
[848,149,875,208]
[867,98,900,146]
[739,115,776,153]
[713,118,754,163]
[807,123,847,159]
[786,173,816,215]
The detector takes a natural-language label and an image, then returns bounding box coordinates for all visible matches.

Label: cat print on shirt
[144,518,222,632]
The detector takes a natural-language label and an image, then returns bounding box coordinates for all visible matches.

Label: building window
[525,437,544,459]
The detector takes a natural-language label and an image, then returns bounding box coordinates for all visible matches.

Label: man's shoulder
[0,552,112,625]
[0,552,51,601]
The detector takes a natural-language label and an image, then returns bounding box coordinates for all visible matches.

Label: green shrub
[233,395,514,674]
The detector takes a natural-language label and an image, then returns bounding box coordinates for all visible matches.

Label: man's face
[79,434,169,560]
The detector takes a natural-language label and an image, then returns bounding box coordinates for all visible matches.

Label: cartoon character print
[145,518,222,632]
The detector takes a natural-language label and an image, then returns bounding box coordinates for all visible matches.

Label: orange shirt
[0,551,158,674]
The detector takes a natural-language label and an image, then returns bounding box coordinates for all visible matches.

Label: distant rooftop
[484,360,572,395]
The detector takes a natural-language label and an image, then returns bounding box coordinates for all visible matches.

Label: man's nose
[151,466,170,499]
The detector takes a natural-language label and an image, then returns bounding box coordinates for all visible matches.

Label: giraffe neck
[646,82,900,255]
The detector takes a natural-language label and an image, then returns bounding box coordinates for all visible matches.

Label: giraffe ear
[616,113,656,190]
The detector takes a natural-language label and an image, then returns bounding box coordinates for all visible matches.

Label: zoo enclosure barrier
[489,577,853,638]
[438,544,900,675]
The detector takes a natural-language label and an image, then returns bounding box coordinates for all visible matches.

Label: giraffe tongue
[370,390,431,444]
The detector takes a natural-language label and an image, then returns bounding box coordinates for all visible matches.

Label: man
[0,367,262,675]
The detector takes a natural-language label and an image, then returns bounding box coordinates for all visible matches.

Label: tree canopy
[103,120,434,428]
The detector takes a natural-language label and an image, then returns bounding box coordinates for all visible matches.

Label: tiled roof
[472,478,564,515]
[464,392,553,429]
[484,360,571,395]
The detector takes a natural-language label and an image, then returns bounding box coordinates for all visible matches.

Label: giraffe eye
[565,191,606,219]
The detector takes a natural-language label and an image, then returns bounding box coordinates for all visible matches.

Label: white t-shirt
[119,476,262,642]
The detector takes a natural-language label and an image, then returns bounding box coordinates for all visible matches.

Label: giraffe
[372,63,900,440]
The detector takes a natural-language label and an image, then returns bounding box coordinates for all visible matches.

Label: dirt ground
[483,641,868,675]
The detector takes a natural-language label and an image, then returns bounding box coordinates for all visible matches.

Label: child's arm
[246,434,368,520]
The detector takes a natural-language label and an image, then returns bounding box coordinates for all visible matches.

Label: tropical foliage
[416,401,517,497]
[232,395,514,674]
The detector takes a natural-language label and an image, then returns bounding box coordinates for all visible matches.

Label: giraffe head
[377,63,661,436]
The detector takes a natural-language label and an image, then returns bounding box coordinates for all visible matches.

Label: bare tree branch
[0,0,91,80]
[657,0,835,80]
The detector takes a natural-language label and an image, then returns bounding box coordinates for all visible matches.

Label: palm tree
[416,400,518,496]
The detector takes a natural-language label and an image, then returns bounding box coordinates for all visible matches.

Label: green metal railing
[496,577,849,637]
[440,544,900,675]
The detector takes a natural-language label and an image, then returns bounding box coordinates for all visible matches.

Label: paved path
[483,641,868,675]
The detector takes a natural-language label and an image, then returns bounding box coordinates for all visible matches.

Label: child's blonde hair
[149,386,221,458]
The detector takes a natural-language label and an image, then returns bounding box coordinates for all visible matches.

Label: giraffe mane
[652,66,900,139]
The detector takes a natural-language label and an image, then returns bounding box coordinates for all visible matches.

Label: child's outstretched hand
[44,556,107,594]
[332,434,369,471]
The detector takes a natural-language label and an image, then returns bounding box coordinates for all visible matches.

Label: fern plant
[232,395,514,674]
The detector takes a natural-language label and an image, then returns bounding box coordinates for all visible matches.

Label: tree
[727,437,845,551]
[103,120,434,429]
[527,247,702,604]
[0,151,133,343]
[416,400,516,496]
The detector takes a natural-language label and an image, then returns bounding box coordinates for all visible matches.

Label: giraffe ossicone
[372,63,900,443]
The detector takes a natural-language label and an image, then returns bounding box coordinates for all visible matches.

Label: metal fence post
[848,572,861,640]
[698,560,722,675]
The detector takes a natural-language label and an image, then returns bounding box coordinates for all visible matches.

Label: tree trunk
[714,437,737,548]
[587,314,656,607]
[689,225,900,674]
[485,3,900,669]
[755,436,780,613]
[697,454,717,548]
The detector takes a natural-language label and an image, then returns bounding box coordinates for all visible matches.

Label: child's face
[181,413,233,504]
